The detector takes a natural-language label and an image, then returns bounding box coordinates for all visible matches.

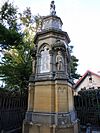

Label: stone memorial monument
[23,1,78,133]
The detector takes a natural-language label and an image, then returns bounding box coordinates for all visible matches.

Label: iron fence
[74,89,100,127]
[0,91,27,132]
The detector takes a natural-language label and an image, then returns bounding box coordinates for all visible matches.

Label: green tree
[0,1,41,92]
[0,1,22,49]
[69,46,81,80]
[0,44,32,93]
[70,55,81,80]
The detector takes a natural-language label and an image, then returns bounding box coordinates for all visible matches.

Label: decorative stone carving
[42,16,62,30]
[57,113,71,127]
[25,111,77,127]
[52,40,66,51]
[40,46,50,73]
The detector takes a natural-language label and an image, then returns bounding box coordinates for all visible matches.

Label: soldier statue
[50,1,56,15]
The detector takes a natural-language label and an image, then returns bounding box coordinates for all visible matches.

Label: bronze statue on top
[50,1,56,15]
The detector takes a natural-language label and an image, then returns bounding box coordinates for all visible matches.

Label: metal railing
[74,89,100,127]
[0,93,27,132]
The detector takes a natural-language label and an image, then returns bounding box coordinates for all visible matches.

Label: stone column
[32,57,36,74]
[53,125,56,133]
[49,50,54,78]
[64,51,68,78]
[36,53,41,77]
[27,83,35,111]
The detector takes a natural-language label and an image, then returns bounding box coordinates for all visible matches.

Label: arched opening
[39,45,50,73]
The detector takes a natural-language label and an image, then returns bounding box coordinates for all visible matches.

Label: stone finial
[50,1,56,15]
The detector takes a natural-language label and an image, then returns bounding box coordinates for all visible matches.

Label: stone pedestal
[23,80,78,133]
[23,123,78,133]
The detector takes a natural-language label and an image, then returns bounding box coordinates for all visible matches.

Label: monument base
[23,111,79,133]
[23,121,78,133]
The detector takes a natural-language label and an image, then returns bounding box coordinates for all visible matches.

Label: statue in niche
[50,1,56,15]
[40,46,50,73]
[56,51,64,71]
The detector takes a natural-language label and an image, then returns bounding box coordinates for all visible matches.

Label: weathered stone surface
[25,111,77,127]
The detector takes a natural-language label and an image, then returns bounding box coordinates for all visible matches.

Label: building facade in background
[74,70,100,94]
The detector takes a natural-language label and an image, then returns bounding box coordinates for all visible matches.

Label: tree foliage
[70,55,81,80]
[0,1,41,92]
[0,1,17,28]
[69,45,81,80]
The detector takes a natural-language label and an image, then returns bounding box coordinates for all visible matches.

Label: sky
[0,0,100,76]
